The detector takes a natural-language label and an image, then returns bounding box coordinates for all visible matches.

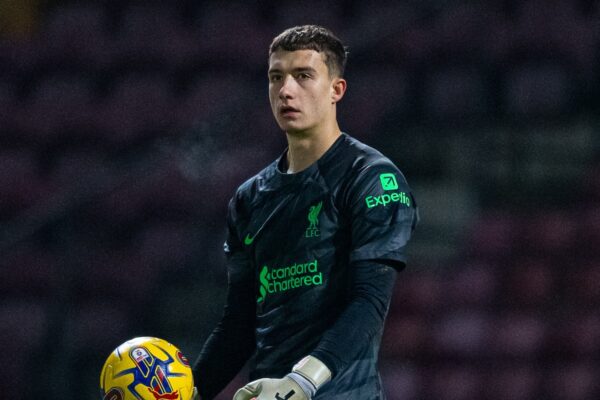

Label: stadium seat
[15,74,95,142]
[564,261,600,307]
[423,65,489,121]
[41,3,111,67]
[97,73,174,146]
[0,149,46,216]
[0,245,60,299]
[92,161,203,225]
[512,0,594,75]
[504,258,554,308]
[0,300,48,352]
[504,62,572,117]
[553,312,600,358]
[48,149,111,188]
[115,4,197,67]
[195,3,267,67]
[431,310,490,357]
[483,363,540,400]
[445,262,497,307]
[543,363,599,400]
[432,3,500,61]
[341,66,410,136]
[381,363,420,400]
[0,301,48,398]
[274,1,343,34]
[489,313,546,358]
[382,315,428,359]
[582,164,600,202]
[132,221,198,270]
[176,74,253,128]
[0,79,17,137]
[464,211,517,258]
[390,271,442,314]
[350,1,418,47]
[518,210,577,255]
[426,366,482,400]
[577,205,600,252]
[63,300,131,353]
[72,249,161,307]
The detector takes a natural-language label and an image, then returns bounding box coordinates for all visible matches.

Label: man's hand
[233,356,331,400]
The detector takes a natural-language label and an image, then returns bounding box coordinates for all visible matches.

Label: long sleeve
[193,197,256,400]
[192,255,256,399]
[310,260,397,377]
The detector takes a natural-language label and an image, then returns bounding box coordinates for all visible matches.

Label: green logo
[379,173,398,191]
[305,201,323,238]
[365,191,411,208]
[257,265,269,302]
[244,233,255,245]
[257,260,323,303]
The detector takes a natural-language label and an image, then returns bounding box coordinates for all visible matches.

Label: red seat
[0,149,47,215]
[483,364,540,400]
[0,245,60,298]
[15,75,95,142]
[41,3,111,67]
[505,258,554,308]
[445,263,497,307]
[504,62,572,117]
[97,73,173,146]
[465,211,517,258]
[381,363,420,400]
[489,313,546,358]
[543,363,599,400]
[63,301,131,353]
[431,310,490,357]
[427,366,482,400]
[423,66,489,120]
[382,315,428,359]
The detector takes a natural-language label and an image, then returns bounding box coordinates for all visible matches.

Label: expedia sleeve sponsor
[365,191,411,209]
[347,163,419,266]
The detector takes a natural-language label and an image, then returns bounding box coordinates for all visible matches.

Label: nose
[278,75,295,100]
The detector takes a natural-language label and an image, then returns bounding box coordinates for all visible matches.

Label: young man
[193,25,418,400]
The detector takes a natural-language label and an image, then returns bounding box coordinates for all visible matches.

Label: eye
[269,74,282,83]
[297,73,311,80]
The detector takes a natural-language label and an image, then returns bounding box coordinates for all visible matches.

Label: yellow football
[100,337,194,400]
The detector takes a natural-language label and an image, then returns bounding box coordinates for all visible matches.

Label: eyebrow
[268,67,317,75]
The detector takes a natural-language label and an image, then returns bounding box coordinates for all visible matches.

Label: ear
[331,78,347,104]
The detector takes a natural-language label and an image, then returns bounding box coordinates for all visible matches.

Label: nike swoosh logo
[242,195,294,247]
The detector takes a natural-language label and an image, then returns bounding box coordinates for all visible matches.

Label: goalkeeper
[193,25,419,400]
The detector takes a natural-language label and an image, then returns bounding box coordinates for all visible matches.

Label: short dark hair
[269,25,348,78]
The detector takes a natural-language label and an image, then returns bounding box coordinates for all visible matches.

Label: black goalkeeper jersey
[200,133,418,399]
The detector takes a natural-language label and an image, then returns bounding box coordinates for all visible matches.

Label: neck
[285,124,341,173]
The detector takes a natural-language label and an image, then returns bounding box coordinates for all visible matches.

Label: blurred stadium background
[1,0,599,399]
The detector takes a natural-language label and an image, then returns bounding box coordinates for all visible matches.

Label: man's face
[268,49,340,135]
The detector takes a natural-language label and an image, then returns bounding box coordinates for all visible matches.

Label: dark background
[1,1,599,399]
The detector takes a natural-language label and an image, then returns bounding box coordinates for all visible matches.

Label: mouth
[280,105,300,117]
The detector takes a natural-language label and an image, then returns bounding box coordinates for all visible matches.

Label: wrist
[290,355,332,393]
[286,372,315,398]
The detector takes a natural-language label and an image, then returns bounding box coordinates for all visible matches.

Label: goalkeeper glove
[233,356,331,400]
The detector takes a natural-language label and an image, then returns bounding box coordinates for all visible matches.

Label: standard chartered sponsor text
[257,259,322,302]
